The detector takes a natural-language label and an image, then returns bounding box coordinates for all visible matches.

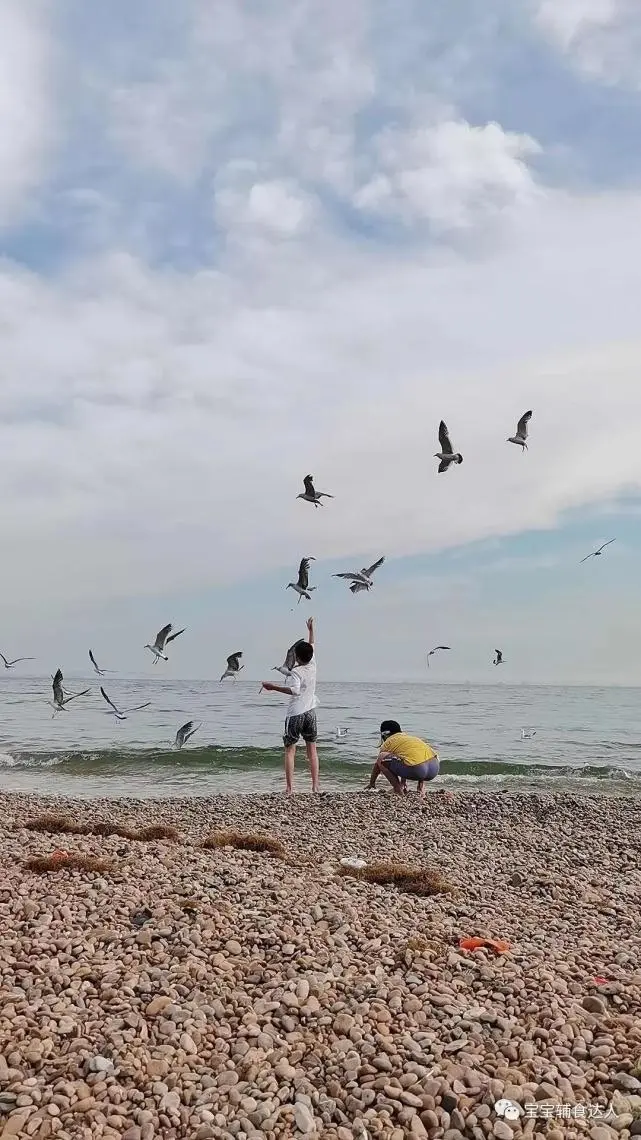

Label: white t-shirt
[286,657,318,717]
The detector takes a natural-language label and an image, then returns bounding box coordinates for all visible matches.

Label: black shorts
[283,710,318,746]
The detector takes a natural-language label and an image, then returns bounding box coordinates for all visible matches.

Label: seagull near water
[493,649,504,666]
[287,557,316,603]
[144,623,185,664]
[507,410,533,451]
[50,669,91,714]
[435,421,463,473]
[221,652,243,681]
[297,474,333,507]
[89,649,114,676]
[100,686,151,721]
[0,652,35,670]
[335,727,349,742]
[427,646,451,667]
[175,720,201,749]
[580,539,616,564]
[521,728,536,739]
[333,555,385,594]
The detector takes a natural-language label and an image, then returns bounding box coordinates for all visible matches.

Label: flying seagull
[580,539,616,564]
[334,555,385,593]
[435,421,463,473]
[273,641,303,677]
[287,557,316,603]
[521,728,536,739]
[51,669,91,713]
[175,720,201,750]
[0,653,35,670]
[89,649,115,676]
[297,474,333,507]
[335,727,349,741]
[221,651,243,681]
[493,649,503,666]
[144,623,185,664]
[427,646,451,667]
[507,410,533,451]
[100,686,151,721]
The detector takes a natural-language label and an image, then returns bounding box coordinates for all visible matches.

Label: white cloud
[2,1,641,680]
[214,165,314,239]
[354,117,541,232]
[0,0,53,226]
[534,0,641,88]
[0,189,641,630]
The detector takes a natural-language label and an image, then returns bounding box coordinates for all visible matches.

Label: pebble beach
[1,789,641,1140]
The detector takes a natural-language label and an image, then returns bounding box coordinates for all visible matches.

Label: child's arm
[261,682,294,695]
[307,616,315,646]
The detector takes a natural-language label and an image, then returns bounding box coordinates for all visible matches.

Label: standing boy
[261,617,319,794]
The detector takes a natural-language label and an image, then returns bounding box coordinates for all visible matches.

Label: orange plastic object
[593,976,608,985]
[459,937,511,954]
[50,849,70,863]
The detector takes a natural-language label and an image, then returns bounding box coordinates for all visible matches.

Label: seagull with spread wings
[434,421,463,473]
[580,539,616,564]
[493,649,504,666]
[427,646,451,666]
[221,651,243,681]
[507,410,533,451]
[0,652,35,670]
[333,555,385,593]
[175,720,201,749]
[100,686,151,721]
[89,649,115,676]
[273,641,303,677]
[297,474,333,507]
[144,623,185,664]
[50,669,91,714]
[287,557,316,603]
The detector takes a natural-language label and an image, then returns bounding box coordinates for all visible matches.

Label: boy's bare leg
[305,741,320,792]
[284,745,296,794]
[417,780,425,798]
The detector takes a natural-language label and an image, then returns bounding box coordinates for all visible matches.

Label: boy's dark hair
[380,719,402,739]
[295,641,314,665]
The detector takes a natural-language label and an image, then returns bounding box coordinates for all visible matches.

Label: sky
[1,0,641,684]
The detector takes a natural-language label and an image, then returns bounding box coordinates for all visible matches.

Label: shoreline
[2,790,640,1139]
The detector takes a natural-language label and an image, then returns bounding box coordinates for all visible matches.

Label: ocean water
[0,677,638,798]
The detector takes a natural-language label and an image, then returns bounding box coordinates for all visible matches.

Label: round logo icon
[494,1099,521,1121]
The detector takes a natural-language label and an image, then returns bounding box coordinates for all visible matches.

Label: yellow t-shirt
[379,732,437,767]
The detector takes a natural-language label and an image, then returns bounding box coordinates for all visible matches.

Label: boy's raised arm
[307,616,315,646]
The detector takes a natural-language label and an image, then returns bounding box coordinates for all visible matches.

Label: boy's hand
[261,681,274,691]
[306,617,314,632]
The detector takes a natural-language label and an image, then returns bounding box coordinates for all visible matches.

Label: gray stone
[294,1102,316,1133]
[582,996,607,1015]
[612,1074,641,1093]
[87,1055,114,1074]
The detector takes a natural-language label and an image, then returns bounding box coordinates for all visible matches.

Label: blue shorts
[383,756,439,782]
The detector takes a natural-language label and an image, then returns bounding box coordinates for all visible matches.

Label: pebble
[294,1102,316,1133]
[2,789,640,1140]
[494,1124,514,1140]
[583,996,607,1015]
[612,1074,641,1093]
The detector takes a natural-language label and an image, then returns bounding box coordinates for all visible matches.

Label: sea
[0,677,639,799]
